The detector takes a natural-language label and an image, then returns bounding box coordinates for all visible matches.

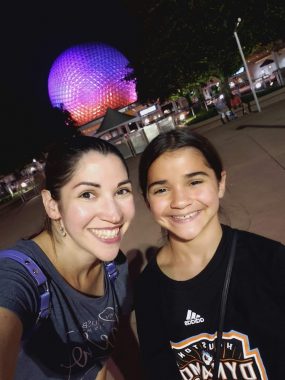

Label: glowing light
[48,43,137,126]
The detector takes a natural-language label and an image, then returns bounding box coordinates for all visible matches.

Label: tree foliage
[124,0,285,102]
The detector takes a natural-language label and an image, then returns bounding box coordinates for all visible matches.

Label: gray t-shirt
[0,239,132,379]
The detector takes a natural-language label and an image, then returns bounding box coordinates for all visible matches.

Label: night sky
[0,1,141,173]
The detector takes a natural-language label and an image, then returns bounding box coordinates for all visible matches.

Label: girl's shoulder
[225,226,285,268]
[236,228,284,251]
[223,224,284,250]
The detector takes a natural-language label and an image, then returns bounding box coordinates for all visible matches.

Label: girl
[0,135,135,379]
[134,128,285,380]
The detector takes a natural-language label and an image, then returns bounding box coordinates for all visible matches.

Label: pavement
[0,90,284,379]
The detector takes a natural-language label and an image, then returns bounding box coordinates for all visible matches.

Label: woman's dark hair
[44,135,128,232]
[139,127,223,200]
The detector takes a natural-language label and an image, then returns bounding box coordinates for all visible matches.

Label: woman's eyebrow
[72,181,100,189]
[118,179,132,187]
[72,179,132,190]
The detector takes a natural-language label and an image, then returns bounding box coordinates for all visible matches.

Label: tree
[124,0,285,102]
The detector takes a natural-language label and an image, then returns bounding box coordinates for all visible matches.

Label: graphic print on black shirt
[171,330,268,380]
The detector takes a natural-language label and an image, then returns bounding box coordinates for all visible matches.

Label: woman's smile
[89,227,121,241]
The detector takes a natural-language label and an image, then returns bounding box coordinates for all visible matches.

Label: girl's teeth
[172,211,198,220]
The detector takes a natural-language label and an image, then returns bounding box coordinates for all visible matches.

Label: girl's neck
[157,222,223,281]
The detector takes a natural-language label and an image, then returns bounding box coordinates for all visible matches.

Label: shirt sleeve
[134,274,181,380]
[0,257,39,331]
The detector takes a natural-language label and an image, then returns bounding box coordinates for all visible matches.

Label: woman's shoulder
[0,240,40,326]
[4,238,45,258]
[0,239,39,264]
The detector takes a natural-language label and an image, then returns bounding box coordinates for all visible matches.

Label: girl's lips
[170,210,201,222]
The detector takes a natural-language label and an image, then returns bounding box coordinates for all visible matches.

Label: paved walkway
[0,95,284,379]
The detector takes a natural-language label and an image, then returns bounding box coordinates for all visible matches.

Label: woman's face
[58,151,135,262]
[146,147,226,243]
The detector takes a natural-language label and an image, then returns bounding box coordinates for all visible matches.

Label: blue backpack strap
[104,261,118,282]
[0,250,50,321]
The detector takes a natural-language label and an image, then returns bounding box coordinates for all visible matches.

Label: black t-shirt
[134,225,285,379]
[0,239,132,379]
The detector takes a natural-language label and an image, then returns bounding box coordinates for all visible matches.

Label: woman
[0,135,135,379]
[134,128,285,379]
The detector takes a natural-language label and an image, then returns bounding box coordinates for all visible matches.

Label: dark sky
[0,1,141,173]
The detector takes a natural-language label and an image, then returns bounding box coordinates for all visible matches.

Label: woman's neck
[33,230,104,296]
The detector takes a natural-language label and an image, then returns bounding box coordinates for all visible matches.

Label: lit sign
[139,105,157,117]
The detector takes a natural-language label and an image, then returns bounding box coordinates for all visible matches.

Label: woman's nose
[101,198,123,224]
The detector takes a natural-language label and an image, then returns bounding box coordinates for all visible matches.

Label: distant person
[0,135,135,379]
[230,92,246,115]
[134,128,285,379]
[213,96,231,124]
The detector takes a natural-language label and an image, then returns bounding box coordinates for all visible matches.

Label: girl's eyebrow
[72,179,132,190]
[148,171,209,191]
[148,179,167,191]
[185,171,209,178]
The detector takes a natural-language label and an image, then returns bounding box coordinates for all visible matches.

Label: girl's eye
[80,191,95,199]
[190,180,203,186]
[153,188,167,195]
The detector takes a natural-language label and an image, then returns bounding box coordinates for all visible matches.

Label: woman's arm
[96,365,107,380]
[0,307,22,380]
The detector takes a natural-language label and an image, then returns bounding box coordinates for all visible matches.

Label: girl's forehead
[152,147,207,166]
[147,148,213,180]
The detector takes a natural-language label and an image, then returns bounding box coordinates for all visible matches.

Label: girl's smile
[147,147,226,244]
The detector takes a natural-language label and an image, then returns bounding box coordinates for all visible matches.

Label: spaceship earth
[48,43,137,126]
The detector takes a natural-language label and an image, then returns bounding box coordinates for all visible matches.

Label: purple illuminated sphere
[48,43,137,126]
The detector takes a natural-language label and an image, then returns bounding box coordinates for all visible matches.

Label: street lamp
[234,18,261,112]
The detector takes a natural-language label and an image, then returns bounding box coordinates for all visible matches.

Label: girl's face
[146,147,226,243]
[57,151,135,262]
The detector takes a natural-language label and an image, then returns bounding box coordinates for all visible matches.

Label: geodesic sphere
[48,43,137,126]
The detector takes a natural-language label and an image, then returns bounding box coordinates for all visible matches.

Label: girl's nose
[170,188,193,209]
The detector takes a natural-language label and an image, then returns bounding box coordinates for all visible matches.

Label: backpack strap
[0,250,50,321]
[104,261,118,282]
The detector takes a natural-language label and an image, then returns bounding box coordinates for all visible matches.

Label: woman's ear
[218,171,227,199]
[41,189,61,219]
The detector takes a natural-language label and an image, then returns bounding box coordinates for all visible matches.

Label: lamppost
[234,18,261,112]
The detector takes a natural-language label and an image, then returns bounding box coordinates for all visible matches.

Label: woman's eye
[80,191,95,199]
[116,187,132,196]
